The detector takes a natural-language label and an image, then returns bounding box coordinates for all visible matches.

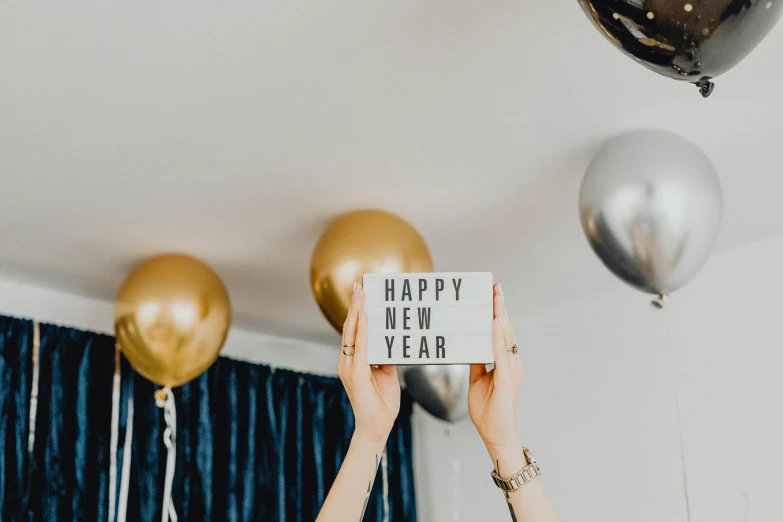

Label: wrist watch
[491,447,541,492]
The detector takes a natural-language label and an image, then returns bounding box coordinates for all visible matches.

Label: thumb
[469,364,487,385]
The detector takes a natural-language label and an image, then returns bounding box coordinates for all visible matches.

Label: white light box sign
[362,272,494,365]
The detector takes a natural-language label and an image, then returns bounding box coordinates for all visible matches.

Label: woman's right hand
[338,283,401,444]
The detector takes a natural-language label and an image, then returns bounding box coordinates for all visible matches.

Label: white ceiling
[2,1,783,343]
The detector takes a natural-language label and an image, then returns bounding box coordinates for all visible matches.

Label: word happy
[383,277,462,360]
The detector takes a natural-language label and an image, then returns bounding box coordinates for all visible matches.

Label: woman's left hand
[468,283,525,452]
[338,283,401,444]
[465,285,558,522]
[317,283,401,522]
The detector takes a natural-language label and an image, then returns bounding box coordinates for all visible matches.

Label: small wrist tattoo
[359,453,381,521]
[498,459,518,522]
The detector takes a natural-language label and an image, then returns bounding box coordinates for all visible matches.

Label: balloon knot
[695,79,714,98]
[650,294,667,309]
[155,388,170,406]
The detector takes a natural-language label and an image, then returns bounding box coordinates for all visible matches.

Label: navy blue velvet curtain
[0,315,417,522]
[0,317,34,521]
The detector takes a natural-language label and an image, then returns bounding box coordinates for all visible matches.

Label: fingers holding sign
[468,282,525,450]
[337,282,400,444]
[493,284,523,371]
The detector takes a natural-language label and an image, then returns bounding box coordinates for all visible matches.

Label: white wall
[415,233,783,522]
[2,233,783,521]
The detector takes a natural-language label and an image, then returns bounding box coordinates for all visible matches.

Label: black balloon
[578,0,783,96]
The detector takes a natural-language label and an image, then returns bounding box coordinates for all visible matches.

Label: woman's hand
[468,283,525,452]
[468,284,558,522]
[338,283,401,444]
[318,284,401,522]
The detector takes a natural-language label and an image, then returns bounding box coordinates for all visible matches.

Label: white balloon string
[25,321,40,512]
[444,428,461,522]
[451,456,461,522]
[109,345,121,522]
[27,322,40,456]
[118,393,134,522]
[665,329,691,522]
[381,449,389,522]
[156,388,178,522]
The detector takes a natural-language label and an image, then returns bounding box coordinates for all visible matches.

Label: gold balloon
[115,254,231,388]
[310,210,433,333]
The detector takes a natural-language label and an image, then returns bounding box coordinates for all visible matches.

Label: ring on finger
[342,343,355,356]
[507,343,518,354]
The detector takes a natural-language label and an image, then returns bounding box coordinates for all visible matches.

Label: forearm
[486,439,558,522]
[316,434,386,522]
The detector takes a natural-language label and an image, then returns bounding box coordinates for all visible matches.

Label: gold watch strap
[490,447,541,492]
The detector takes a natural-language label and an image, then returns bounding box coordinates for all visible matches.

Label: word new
[383,277,462,360]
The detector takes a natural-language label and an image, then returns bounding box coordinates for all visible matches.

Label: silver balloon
[579,130,723,305]
[401,365,470,423]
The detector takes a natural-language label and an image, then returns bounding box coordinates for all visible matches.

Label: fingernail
[499,316,503,326]
[498,284,504,300]
[352,282,359,295]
